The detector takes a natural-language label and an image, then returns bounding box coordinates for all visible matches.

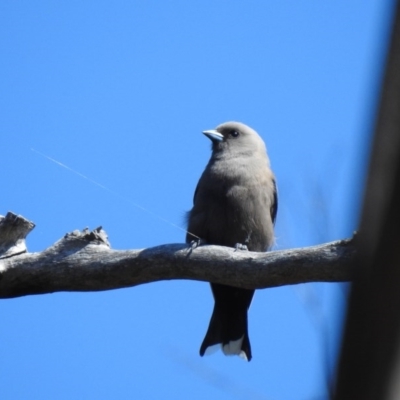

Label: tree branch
[0,212,355,299]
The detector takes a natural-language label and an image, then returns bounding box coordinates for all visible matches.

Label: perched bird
[186,121,277,362]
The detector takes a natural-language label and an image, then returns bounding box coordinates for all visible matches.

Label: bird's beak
[203,129,224,142]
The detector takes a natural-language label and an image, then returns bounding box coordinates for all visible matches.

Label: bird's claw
[186,238,206,257]
[190,238,206,250]
[234,243,248,251]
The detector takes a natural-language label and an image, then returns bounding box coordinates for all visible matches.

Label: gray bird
[186,121,277,361]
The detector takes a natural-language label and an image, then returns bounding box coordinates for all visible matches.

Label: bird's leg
[234,231,251,251]
[186,237,207,256]
[189,237,206,249]
[234,243,248,251]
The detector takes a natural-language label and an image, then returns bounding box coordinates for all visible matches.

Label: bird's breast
[188,164,274,251]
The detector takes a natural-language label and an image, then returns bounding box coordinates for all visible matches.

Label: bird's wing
[192,181,200,205]
[271,178,278,225]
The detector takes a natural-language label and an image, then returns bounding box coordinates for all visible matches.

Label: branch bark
[0,212,355,299]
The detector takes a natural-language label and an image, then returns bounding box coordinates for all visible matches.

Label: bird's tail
[199,283,254,361]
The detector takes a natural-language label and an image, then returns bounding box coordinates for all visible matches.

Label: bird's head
[203,121,267,157]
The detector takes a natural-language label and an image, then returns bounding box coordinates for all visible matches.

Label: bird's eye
[230,130,239,138]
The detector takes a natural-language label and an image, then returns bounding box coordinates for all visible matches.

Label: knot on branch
[64,227,110,247]
[0,212,35,259]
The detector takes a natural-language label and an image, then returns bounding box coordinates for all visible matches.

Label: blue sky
[0,1,395,399]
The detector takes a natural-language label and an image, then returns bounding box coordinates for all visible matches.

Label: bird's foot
[234,243,248,251]
[234,232,251,251]
[187,238,206,255]
[190,238,206,249]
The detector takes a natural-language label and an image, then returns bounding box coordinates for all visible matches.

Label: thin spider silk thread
[31,148,200,240]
